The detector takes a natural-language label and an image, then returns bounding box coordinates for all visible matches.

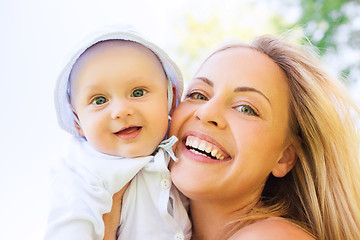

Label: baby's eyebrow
[234,86,270,104]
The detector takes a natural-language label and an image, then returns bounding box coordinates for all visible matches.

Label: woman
[169,35,360,239]
[105,35,360,239]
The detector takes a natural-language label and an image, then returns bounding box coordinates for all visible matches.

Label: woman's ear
[272,144,297,178]
[168,83,177,116]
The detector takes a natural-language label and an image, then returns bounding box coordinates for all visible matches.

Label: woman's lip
[114,126,142,140]
[181,141,231,163]
[181,130,231,163]
[183,131,230,155]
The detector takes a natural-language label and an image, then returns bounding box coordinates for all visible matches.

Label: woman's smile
[181,131,231,163]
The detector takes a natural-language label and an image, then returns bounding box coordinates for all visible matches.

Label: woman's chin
[171,158,220,200]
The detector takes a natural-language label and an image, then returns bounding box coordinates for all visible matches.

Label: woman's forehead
[208,46,275,68]
[191,46,290,106]
[196,47,285,84]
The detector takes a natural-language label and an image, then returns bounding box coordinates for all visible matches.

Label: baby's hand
[103,182,130,240]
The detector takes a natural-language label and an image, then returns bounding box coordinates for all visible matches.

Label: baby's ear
[70,105,84,137]
[271,144,297,178]
[168,83,177,116]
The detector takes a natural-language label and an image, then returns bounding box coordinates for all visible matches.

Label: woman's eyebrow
[234,86,271,104]
[194,77,270,104]
[195,77,214,87]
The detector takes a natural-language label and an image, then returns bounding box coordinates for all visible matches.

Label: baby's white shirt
[44,136,191,240]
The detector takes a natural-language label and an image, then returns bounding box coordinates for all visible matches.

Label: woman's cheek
[170,161,190,194]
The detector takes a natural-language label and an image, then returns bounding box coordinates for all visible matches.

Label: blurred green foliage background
[167,0,360,85]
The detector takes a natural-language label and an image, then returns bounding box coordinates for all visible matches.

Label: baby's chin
[88,135,163,158]
[115,146,160,158]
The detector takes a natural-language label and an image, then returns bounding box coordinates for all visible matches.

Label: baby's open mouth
[115,126,142,134]
[114,126,142,140]
[185,135,229,160]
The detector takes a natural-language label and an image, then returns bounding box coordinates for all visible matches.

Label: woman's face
[170,47,294,207]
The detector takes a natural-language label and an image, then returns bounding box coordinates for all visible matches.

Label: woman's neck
[190,197,260,240]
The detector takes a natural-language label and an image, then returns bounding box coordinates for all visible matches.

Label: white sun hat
[54,25,183,137]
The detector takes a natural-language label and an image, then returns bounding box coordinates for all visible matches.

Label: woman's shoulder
[228,217,316,240]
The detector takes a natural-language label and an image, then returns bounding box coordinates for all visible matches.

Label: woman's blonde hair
[212,35,360,239]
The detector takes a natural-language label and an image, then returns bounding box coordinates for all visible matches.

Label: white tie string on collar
[158,135,179,162]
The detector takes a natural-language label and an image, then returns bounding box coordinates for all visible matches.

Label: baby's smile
[114,126,142,141]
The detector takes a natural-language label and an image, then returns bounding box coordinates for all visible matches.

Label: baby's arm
[103,183,129,240]
[44,138,152,240]
[44,157,116,240]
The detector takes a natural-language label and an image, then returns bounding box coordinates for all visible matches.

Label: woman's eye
[131,89,147,97]
[91,96,108,105]
[187,92,207,100]
[236,105,259,116]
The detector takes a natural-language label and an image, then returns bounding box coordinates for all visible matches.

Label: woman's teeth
[185,136,226,160]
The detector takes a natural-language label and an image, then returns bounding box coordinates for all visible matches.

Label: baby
[44,27,191,240]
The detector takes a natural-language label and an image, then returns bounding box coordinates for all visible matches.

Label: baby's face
[71,42,169,157]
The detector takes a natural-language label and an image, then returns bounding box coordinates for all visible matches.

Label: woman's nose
[194,98,226,129]
[110,100,135,119]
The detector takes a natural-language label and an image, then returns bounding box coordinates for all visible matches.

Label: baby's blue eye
[92,96,108,105]
[187,92,207,100]
[131,89,147,97]
[236,105,259,116]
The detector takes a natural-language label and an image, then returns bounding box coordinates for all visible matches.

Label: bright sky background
[1,0,359,239]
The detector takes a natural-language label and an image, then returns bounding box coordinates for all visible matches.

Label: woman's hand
[103,183,129,240]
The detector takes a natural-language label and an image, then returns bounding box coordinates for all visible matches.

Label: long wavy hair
[210,35,360,239]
